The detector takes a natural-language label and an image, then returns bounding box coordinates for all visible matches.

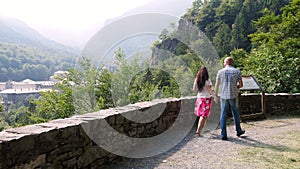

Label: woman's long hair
[195,66,209,92]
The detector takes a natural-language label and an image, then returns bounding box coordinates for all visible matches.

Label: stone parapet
[0,94,299,168]
[239,93,300,115]
[0,97,196,169]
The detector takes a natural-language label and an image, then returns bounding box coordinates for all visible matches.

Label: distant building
[0,88,51,109]
[0,73,58,110]
[50,71,69,82]
[0,80,36,91]
[0,83,6,91]
[0,79,55,92]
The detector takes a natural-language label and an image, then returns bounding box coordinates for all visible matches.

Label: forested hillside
[0,17,79,81]
[154,0,290,58]
[184,0,290,57]
[153,0,299,93]
[0,43,76,81]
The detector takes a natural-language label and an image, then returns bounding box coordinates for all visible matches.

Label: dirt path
[103,115,300,169]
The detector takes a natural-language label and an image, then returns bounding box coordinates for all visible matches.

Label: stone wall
[0,97,196,169]
[239,93,262,115]
[0,94,299,168]
[264,93,300,115]
[239,93,300,115]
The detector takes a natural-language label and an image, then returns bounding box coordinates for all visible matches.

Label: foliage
[111,48,181,106]
[129,76,160,103]
[95,68,114,109]
[0,42,76,81]
[224,48,247,70]
[179,0,290,58]
[35,56,115,116]
[111,48,142,106]
[0,104,36,129]
[34,81,74,120]
[0,56,115,128]
[0,98,5,112]
[213,23,232,57]
[242,0,300,93]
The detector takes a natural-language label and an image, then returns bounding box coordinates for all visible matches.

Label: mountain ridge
[0,17,79,82]
[0,17,79,56]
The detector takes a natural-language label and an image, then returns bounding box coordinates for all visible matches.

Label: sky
[0,0,193,48]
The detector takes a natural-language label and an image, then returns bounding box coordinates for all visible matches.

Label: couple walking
[193,57,245,140]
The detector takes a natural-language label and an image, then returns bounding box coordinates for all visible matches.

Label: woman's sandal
[195,132,201,137]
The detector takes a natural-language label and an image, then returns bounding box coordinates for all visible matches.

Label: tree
[215,0,243,26]
[195,0,222,39]
[213,23,232,57]
[34,56,105,120]
[111,48,161,106]
[242,0,300,93]
[95,68,114,109]
[0,42,76,81]
[0,98,9,131]
[34,81,74,120]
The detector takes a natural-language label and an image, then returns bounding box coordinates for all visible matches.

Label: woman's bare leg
[196,117,207,136]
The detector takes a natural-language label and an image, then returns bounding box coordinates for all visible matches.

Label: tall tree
[243,0,300,93]
[213,23,232,56]
[215,0,243,26]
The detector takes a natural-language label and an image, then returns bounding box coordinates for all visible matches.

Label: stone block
[37,129,60,154]
[107,116,115,124]
[62,157,77,168]
[77,146,109,168]
[48,144,83,162]
[116,115,124,125]
[16,154,46,169]
[137,126,145,134]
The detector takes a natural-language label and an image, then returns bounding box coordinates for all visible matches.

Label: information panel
[240,76,261,91]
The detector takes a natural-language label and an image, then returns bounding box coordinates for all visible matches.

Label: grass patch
[238,130,300,169]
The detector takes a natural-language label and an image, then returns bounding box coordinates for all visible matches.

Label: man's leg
[220,99,228,139]
[229,98,244,136]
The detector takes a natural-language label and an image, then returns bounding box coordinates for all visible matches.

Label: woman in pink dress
[193,66,214,137]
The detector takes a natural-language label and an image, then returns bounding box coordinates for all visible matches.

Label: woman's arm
[206,85,213,96]
[206,79,214,96]
[193,79,198,92]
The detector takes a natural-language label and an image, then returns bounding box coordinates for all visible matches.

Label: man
[214,57,245,140]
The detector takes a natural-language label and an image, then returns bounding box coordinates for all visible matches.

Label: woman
[193,66,214,137]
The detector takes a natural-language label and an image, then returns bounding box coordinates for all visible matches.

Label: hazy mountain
[0,17,80,81]
[123,0,194,17]
[103,0,194,28]
[83,0,194,63]
[26,0,194,49]
[0,17,79,56]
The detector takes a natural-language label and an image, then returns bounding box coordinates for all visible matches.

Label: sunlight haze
[0,0,193,48]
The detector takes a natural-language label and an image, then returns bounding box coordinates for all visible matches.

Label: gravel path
[102,115,300,169]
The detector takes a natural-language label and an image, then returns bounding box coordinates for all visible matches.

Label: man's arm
[214,80,220,96]
[238,78,243,89]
